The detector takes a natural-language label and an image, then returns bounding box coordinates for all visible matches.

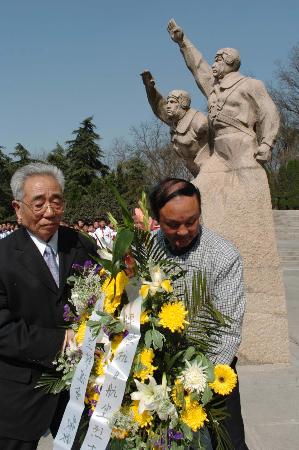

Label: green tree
[115,156,151,211]
[0,147,14,220]
[10,143,32,167]
[270,44,299,129]
[63,117,110,220]
[268,44,299,170]
[46,143,69,174]
[271,159,299,209]
[63,173,120,223]
[66,117,108,191]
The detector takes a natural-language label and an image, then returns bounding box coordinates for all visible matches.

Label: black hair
[149,178,201,220]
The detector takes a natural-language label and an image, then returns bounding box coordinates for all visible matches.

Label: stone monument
[166,19,289,364]
[141,70,210,176]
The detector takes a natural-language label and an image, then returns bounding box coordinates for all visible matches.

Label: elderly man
[150,178,248,450]
[141,70,209,176]
[0,162,96,449]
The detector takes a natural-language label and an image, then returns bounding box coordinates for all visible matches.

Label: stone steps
[273,210,299,269]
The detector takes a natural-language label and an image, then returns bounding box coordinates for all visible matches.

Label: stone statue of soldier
[141,70,209,176]
[165,19,290,369]
[167,19,280,168]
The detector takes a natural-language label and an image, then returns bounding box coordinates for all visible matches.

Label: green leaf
[144,330,153,348]
[94,256,113,273]
[167,350,186,370]
[180,422,193,442]
[112,229,134,265]
[109,320,125,334]
[67,275,77,284]
[151,329,165,350]
[144,328,165,350]
[184,346,196,361]
[36,371,71,395]
[108,183,134,228]
[201,384,213,406]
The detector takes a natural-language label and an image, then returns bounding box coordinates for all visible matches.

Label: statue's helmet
[216,48,241,71]
[167,90,191,110]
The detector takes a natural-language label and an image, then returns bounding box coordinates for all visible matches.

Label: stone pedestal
[194,163,290,364]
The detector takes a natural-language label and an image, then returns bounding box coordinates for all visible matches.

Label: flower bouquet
[38,192,237,450]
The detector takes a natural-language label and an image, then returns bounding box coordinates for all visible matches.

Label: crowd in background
[0,216,116,242]
[0,208,160,243]
[73,217,117,245]
[0,222,19,239]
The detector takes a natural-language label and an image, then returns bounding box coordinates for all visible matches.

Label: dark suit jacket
[0,226,96,440]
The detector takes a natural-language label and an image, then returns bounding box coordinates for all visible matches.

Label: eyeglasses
[19,199,65,216]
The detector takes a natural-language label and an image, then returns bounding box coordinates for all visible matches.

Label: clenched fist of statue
[167,18,184,44]
[141,70,155,87]
[255,143,271,162]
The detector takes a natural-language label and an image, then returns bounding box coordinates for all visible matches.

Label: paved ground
[238,268,299,450]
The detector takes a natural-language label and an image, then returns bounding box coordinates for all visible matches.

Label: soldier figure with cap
[167,18,279,171]
[165,18,281,251]
[141,70,209,176]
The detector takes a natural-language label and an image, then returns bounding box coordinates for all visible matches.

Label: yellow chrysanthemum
[158,301,188,333]
[75,321,87,345]
[140,310,150,325]
[111,428,128,439]
[140,284,150,299]
[99,268,106,277]
[102,271,129,314]
[111,334,124,356]
[209,364,237,395]
[171,379,184,407]
[140,348,155,366]
[102,271,129,297]
[134,348,157,382]
[181,396,208,432]
[130,401,153,428]
[94,353,105,376]
[104,296,121,314]
[160,279,173,293]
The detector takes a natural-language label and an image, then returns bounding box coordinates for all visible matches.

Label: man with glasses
[0,162,96,449]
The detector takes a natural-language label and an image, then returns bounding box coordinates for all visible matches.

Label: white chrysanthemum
[179,360,208,393]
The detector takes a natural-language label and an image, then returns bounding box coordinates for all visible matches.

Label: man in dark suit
[0,162,96,449]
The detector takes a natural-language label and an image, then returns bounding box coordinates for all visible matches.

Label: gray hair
[10,162,65,201]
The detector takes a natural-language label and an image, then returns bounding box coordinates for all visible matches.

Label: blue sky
[0,0,298,159]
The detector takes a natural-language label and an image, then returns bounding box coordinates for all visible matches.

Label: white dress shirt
[27,229,59,266]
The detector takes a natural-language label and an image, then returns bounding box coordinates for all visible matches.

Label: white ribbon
[53,294,104,450]
[81,279,142,450]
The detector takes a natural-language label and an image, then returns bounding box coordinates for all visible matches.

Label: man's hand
[62,329,76,352]
[255,143,271,162]
[141,70,155,88]
[167,19,184,44]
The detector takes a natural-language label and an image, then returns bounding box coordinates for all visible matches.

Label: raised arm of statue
[167,19,214,99]
[141,70,171,125]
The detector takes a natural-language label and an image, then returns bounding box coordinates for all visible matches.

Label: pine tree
[10,143,32,167]
[115,156,151,211]
[46,143,69,174]
[275,159,299,209]
[66,117,108,191]
[0,147,14,220]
